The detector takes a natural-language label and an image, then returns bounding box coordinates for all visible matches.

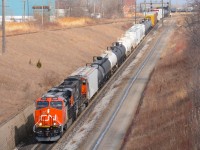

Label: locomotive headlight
[53,122,56,126]
[39,122,42,126]
[47,109,50,114]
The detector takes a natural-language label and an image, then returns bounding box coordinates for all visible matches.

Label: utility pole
[42,0,44,25]
[162,0,164,26]
[144,0,146,17]
[93,1,96,15]
[27,0,29,21]
[101,1,104,18]
[23,0,26,22]
[69,0,72,17]
[135,0,137,24]
[2,0,6,54]
[87,0,89,9]
[58,0,60,17]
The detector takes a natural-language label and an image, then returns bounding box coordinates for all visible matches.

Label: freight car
[92,56,112,87]
[141,19,152,34]
[33,14,157,141]
[145,12,158,27]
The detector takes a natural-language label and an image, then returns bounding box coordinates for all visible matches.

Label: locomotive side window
[50,101,63,110]
[36,101,49,110]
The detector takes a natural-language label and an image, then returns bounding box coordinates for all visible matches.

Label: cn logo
[40,115,57,121]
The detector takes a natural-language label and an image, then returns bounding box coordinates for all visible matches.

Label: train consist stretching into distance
[33,11,165,142]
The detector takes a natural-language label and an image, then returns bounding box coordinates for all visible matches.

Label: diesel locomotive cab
[33,97,66,142]
[33,77,83,142]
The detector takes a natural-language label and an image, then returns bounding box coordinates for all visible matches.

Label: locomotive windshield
[50,101,63,110]
[36,101,49,110]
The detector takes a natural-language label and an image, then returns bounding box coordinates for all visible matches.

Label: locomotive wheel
[60,126,64,137]
[64,124,67,130]
[85,101,89,107]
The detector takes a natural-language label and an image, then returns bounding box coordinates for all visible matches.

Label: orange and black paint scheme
[33,76,88,141]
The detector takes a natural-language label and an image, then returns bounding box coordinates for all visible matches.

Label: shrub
[36,59,42,68]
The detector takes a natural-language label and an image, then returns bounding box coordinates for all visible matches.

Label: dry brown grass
[55,17,96,27]
[122,17,193,149]
[1,17,135,37]
[5,22,39,34]
[2,17,97,36]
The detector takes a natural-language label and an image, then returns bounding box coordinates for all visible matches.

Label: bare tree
[185,0,200,46]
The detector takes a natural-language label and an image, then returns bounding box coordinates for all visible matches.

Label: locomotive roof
[60,76,81,88]
[71,66,97,76]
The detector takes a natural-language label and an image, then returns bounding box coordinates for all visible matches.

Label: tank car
[101,50,118,74]
[140,19,152,35]
[91,56,111,87]
[110,42,126,67]
[118,36,135,56]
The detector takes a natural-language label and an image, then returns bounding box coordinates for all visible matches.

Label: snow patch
[153,31,157,36]
[147,38,152,43]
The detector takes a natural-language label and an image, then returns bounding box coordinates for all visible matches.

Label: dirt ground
[0,19,133,124]
[121,15,195,149]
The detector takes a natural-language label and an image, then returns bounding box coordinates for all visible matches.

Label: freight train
[33,17,157,142]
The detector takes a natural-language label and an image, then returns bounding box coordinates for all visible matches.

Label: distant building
[55,0,89,17]
[0,0,55,22]
[123,0,136,17]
